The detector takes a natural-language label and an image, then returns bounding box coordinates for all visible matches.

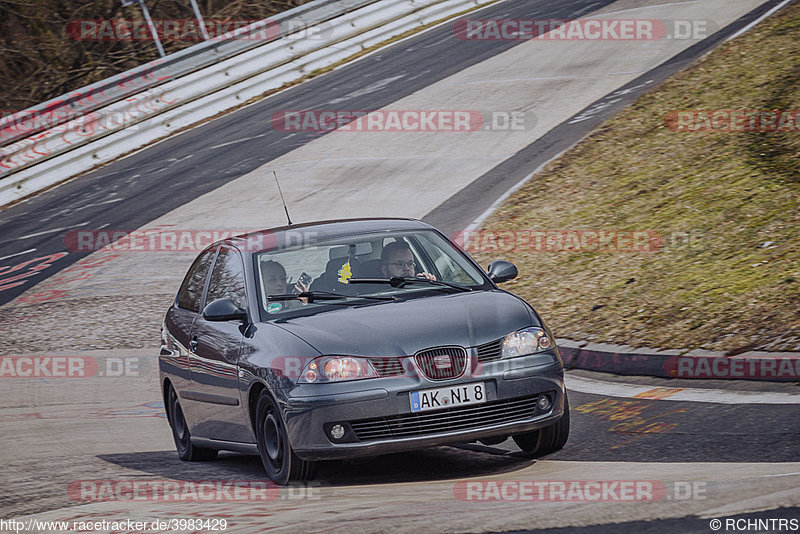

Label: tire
[166,384,218,462]
[255,391,317,485]
[513,392,570,457]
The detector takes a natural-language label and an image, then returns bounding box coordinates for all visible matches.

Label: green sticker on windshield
[267,302,282,313]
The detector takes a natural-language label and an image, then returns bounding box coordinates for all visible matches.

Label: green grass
[474,2,800,353]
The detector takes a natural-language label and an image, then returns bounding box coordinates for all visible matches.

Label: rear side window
[207,247,247,309]
[177,248,216,311]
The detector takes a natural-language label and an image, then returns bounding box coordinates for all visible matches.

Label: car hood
[270,290,536,356]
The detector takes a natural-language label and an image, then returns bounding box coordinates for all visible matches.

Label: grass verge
[472,2,800,353]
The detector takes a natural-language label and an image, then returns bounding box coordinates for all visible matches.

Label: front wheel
[513,392,570,457]
[255,391,317,485]
[166,384,218,461]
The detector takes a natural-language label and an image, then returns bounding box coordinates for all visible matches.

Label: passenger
[380,241,436,281]
[260,260,310,307]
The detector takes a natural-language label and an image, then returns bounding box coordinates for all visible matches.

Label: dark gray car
[160,218,569,484]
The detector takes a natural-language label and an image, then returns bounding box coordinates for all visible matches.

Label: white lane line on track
[463,146,571,234]
[565,373,800,404]
[725,0,795,41]
[71,197,124,212]
[458,70,647,84]
[0,248,36,262]
[327,75,406,104]
[16,221,90,241]
[209,134,268,150]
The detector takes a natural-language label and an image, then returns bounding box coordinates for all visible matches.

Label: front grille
[414,346,467,380]
[350,394,542,441]
[368,357,405,377]
[476,338,503,363]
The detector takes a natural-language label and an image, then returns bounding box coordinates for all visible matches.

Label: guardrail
[0,0,496,208]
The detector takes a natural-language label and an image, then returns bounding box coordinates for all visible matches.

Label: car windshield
[255,229,488,317]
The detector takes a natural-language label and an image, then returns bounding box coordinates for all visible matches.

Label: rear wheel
[255,391,317,485]
[166,384,218,461]
[513,392,570,457]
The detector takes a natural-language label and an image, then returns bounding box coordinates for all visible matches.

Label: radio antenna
[272,170,292,226]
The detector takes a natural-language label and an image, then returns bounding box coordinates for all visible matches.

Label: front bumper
[283,353,565,461]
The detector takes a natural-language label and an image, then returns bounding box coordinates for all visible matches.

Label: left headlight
[298,356,379,383]
[501,327,553,359]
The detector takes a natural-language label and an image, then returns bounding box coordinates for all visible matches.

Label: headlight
[299,356,379,383]
[501,327,553,359]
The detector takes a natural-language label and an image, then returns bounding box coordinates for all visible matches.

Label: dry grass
[473,2,800,353]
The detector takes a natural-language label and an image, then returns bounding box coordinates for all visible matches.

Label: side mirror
[487,260,518,283]
[203,298,248,322]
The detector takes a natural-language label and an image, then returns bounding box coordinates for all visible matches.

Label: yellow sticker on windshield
[337,260,352,284]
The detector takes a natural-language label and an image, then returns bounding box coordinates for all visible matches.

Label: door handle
[189,337,198,352]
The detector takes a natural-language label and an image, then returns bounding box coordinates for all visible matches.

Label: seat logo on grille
[433,354,452,370]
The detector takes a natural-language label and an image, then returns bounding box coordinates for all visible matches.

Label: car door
[162,246,217,418]
[186,245,251,443]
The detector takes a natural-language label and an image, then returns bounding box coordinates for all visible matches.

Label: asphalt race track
[1,0,798,532]
[3,367,798,532]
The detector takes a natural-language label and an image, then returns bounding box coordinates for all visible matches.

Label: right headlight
[501,327,553,359]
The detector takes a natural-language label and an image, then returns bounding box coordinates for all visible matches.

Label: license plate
[409,382,486,413]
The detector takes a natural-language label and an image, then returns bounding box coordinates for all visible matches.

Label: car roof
[226,217,436,252]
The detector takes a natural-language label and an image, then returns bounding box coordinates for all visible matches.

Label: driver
[380,241,436,281]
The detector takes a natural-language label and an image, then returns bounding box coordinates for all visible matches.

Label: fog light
[330,424,345,440]
[537,395,551,411]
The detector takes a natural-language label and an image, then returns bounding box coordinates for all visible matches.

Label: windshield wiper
[267,291,395,303]
[349,277,472,292]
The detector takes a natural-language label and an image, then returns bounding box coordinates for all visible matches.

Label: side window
[415,235,473,284]
[177,248,216,312]
[207,247,247,309]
